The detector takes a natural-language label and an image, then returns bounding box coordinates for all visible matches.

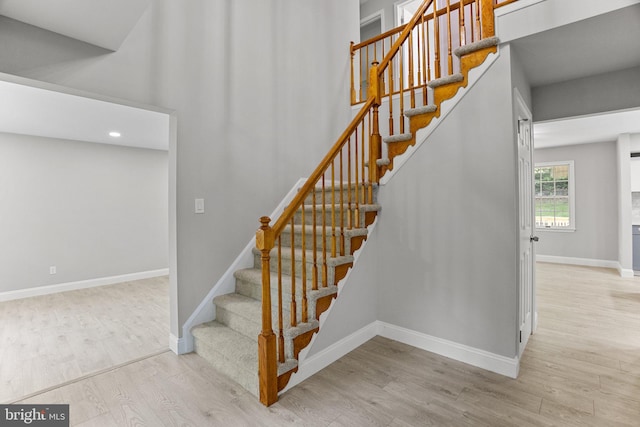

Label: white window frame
[534,160,576,232]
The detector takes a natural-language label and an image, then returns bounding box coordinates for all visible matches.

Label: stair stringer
[280,215,381,394]
[181,178,308,354]
[379,49,500,186]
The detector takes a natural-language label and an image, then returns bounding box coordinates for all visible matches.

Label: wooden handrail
[352,0,479,52]
[271,98,375,237]
[352,25,405,51]
[494,0,518,7]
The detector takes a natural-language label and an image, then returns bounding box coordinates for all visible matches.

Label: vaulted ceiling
[0,0,170,150]
[0,0,149,51]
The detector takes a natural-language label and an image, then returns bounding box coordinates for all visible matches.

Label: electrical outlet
[49,266,57,275]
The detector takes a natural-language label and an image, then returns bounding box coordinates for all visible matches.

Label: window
[535,161,575,231]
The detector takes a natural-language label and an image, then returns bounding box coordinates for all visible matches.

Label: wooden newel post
[350,42,356,104]
[369,61,382,186]
[255,216,278,406]
[480,0,495,39]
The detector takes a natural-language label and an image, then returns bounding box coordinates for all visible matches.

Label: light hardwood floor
[0,276,169,403]
[13,263,640,426]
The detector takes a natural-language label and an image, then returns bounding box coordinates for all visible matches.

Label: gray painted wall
[534,141,618,261]
[360,0,397,34]
[375,48,519,358]
[0,0,360,338]
[510,47,531,109]
[0,132,168,293]
[532,66,640,122]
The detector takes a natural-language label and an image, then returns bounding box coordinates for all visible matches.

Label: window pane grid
[535,164,572,229]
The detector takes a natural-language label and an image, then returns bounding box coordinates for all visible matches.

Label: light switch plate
[195,198,205,214]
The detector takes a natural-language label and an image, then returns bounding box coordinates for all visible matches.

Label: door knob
[530,236,539,242]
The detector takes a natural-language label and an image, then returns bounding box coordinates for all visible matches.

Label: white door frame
[360,10,385,35]
[515,87,536,358]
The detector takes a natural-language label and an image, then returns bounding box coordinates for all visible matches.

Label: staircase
[191,185,380,397]
[191,0,508,406]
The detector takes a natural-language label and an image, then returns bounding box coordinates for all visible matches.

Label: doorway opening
[0,76,175,403]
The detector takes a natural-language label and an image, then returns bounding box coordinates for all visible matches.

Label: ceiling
[0,78,170,150]
[510,3,640,87]
[513,3,640,148]
[0,0,149,51]
[534,108,640,149]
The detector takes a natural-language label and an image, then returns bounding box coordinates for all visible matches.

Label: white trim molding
[619,267,635,278]
[536,255,620,270]
[377,322,520,379]
[360,9,385,32]
[282,320,520,394]
[537,255,632,277]
[169,333,190,355]
[0,268,169,302]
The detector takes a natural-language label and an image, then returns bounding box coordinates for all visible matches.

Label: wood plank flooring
[11,263,640,426]
[0,276,169,403]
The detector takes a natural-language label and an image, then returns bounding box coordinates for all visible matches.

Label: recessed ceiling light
[109,131,121,138]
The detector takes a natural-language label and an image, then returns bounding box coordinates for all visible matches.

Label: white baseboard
[169,333,190,355]
[619,266,635,278]
[0,268,169,302]
[282,320,519,394]
[377,321,519,379]
[281,321,379,393]
[536,255,620,270]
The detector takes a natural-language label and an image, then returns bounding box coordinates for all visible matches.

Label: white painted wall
[0,132,168,293]
[534,141,618,263]
[0,0,360,339]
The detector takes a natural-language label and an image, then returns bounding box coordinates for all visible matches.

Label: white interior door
[516,89,535,357]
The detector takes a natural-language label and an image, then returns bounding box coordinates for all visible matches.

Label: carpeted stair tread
[364,159,391,167]
[454,36,499,57]
[302,183,379,205]
[383,133,413,144]
[191,320,259,396]
[215,291,322,339]
[252,246,355,265]
[280,224,369,254]
[235,267,314,299]
[281,224,362,244]
[213,293,263,339]
[404,105,437,117]
[298,203,381,212]
[235,267,339,304]
[286,224,369,235]
[428,73,464,88]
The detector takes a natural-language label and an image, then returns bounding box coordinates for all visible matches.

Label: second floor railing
[352,0,501,107]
